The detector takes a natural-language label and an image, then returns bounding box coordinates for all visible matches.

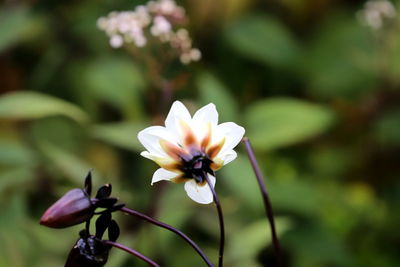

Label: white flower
[137,101,245,204]
[109,35,124,48]
[358,0,396,30]
[97,0,201,64]
[151,16,172,36]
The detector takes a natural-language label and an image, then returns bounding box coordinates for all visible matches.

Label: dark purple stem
[119,207,213,267]
[104,240,159,267]
[203,173,225,267]
[242,137,283,267]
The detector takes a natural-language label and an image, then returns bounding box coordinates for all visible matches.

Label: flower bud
[65,235,109,267]
[40,188,94,228]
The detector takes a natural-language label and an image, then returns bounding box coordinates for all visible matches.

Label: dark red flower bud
[40,188,94,228]
[65,235,109,267]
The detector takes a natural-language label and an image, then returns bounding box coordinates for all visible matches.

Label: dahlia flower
[138,101,245,204]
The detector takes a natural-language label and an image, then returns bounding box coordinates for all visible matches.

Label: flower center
[181,153,213,184]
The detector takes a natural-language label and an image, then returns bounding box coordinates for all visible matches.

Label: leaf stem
[118,207,213,267]
[242,137,283,267]
[203,173,225,267]
[104,240,159,267]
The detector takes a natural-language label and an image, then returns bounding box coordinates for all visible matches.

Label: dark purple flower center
[181,153,213,184]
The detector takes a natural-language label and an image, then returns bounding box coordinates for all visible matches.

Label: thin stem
[203,173,225,267]
[242,137,283,267]
[104,240,159,267]
[119,207,213,267]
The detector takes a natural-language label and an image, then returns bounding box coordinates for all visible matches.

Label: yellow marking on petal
[149,155,181,171]
[207,138,225,159]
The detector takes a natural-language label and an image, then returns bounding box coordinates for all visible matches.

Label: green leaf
[225,14,300,67]
[91,122,146,151]
[227,218,291,265]
[0,92,89,123]
[0,168,34,194]
[245,98,335,150]
[197,72,238,122]
[29,117,86,153]
[38,142,93,185]
[221,154,263,210]
[285,224,351,266]
[0,140,36,166]
[374,108,400,146]
[0,7,30,51]
[300,13,377,99]
[80,57,145,119]
[386,24,400,83]
[269,179,321,215]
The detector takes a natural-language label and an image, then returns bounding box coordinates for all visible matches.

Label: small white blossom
[180,53,192,65]
[190,48,201,61]
[158,0,176,14]
[137,101,245,204]
[109,35,124,48]
[151,16,172,36]
[97,0,201,64]
[358,0,396,30]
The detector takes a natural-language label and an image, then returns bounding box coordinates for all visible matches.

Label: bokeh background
[1,0,400,266]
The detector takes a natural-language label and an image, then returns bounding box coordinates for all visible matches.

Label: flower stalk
[104,240,160,267]
[119,206,213,267]
[203,172,225,267]
[242,137,282,267]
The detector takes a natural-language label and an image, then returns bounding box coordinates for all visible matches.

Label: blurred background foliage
[1,0,400,266]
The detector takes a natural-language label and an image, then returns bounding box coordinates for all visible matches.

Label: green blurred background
[1,0,400,266]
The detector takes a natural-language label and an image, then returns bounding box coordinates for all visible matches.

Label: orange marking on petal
[207,138,225,159]
[201,123,212,150]
[197,179,208,186]
[210,161,223,171]
[158,162,182,172]
[171,176,191,184]
[159,139,187,161]
[180,120,198,147]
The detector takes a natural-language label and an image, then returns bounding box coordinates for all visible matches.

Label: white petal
[140,151,158,161]
[165,101,192,141]
[192,103,218,126]
[217,150,237,166]
[151,168,179,185]
[137,125,177,157]
[184,174,216,204]
[214,122,245,157]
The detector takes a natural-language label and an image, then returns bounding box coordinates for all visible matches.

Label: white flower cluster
[358,0,396,30]
[97,0,201,64]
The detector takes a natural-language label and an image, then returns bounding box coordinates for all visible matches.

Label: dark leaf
[108,220,120,242]
[95,198,118,209]
[65,236,109,267]
[95,184,112,199]
[84,170,92,196]
[95,212,111,239]
[79,229,89,239]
